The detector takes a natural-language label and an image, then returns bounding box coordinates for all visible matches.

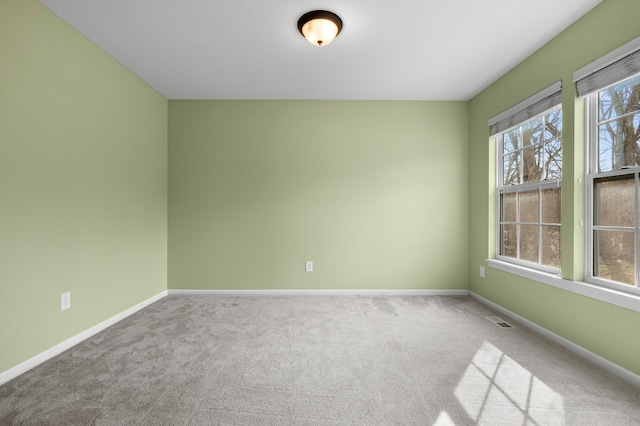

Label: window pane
[544,109,562,141]
[541,225,561,268]
[519,190,539,223]
[594,175,635,227]
[598,123,614,172]
[522,146,543,182]
[598,74,640,122]
[541,188,561,224]
[543,108,563,180]
[503,152,520,185]
[503,130,521,154]
[594,230,635,285]
[519,225,539,263]
[501,224,517,258]
[598,116,640,171]
[522,118,542,148]
[501,192,517,222]
[543,138,562,180]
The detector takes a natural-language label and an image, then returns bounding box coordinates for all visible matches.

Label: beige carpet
[1,295,639,425]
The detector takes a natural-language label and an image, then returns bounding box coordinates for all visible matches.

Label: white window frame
[584,90,640,296]
[495,108,563,275]
[575,35,640,296]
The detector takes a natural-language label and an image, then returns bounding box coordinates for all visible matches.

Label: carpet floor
[1,295,639,425]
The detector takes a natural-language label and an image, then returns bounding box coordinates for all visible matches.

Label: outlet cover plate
[305,261,313,272]
[61,292,71,311]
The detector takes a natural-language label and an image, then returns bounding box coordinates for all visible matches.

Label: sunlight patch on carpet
[433,410,456,425]
[454,341,565,425]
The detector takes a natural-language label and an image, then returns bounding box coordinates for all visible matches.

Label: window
[489,82,563,273]
[585,74,640,292]
[574,36,640,294]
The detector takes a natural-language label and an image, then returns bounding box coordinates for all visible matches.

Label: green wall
[468,0,640,375]
[0,1,168,373]
[169,101,469,290]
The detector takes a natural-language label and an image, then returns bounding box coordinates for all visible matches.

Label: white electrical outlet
[61,292,71,311]
[479,266,485,278]
[305,261,313,272]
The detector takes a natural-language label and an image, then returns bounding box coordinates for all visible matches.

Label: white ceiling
[39,0,602,100]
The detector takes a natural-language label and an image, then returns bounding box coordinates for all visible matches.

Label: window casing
[585,73,640,294]
[496,107,563,273]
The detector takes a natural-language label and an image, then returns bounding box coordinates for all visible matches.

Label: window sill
[486,259,640,313]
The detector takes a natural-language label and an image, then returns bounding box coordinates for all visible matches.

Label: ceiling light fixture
[297,10,342,47]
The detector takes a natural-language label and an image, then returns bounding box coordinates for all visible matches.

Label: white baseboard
[470,291,640,388]
[168,289,470,296]
[0,290,168,386]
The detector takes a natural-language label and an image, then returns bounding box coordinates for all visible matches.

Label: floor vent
[486,316,514,329]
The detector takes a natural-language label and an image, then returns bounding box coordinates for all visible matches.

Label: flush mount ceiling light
[297,10,343,47]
